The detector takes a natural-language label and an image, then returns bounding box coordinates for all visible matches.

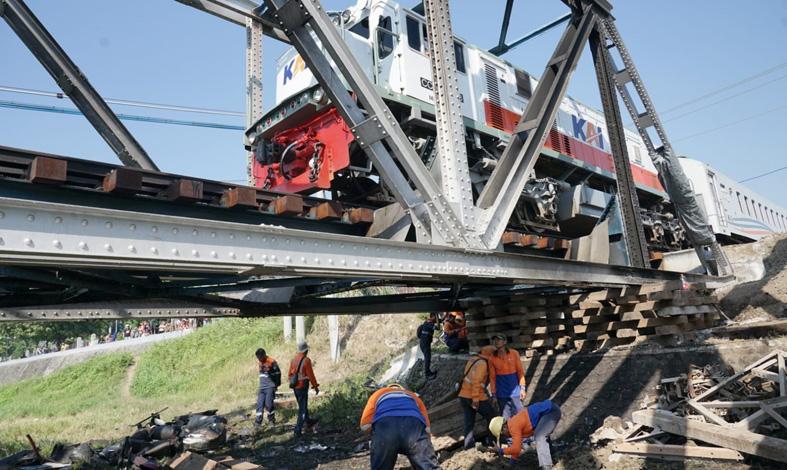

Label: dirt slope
[719,233,787,322]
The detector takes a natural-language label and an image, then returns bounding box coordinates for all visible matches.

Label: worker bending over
[443,311,469,353]
[360,384,438,470]
[458,345,497,449]
[289,341,320,437]
[489,399,562,469]
[490,333,527,418]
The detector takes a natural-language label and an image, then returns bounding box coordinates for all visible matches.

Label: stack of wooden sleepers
[466,280,720,357]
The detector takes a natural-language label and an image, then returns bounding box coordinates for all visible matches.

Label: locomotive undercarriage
[247,90,688,252]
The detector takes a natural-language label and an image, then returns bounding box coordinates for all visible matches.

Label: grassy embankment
[0,313,422,455]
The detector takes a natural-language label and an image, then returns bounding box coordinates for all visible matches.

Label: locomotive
[246,0,786,249]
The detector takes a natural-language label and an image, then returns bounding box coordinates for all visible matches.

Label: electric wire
[672,103,787,143]
[661,61,787,114]
[663,73,787,123]
[0,85,244,116]
[739,165,787,183]
[0,100,245,131]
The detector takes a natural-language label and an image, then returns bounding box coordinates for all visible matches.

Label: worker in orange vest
[254,348,281,426]
[458,345,498,449]
[489,399,562,469]
[360,384,438,470]
[288,341,320,437]
[489,333,526,419]
[443,311,469,353]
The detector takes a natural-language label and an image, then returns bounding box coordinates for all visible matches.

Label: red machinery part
[252,107,354,194]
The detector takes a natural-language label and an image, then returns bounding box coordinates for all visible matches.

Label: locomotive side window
[406,16,420,50]
[349,16,370,38]
[515,69,532,99]
[454,41,466,73]
[377,16,395,59]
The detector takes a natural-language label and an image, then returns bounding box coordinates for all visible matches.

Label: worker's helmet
[479,345,496,358]
[489,416,505,447]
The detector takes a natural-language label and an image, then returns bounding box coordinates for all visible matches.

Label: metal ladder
[597,19,733,277]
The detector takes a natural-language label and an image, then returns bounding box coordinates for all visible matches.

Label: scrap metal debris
[1,409,234,470]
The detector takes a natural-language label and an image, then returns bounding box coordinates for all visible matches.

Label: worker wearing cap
[443,311,469,353]
[416,313,438,379]
[360,384,438,470]
[458,345,498,449]
[289,341,320,437]
[489,399,562,469]
[489,334,526,419]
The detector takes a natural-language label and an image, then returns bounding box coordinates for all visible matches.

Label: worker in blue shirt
[416,313,438,379]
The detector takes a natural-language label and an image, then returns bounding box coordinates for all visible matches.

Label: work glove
[314,387,320,395]
[471,399,479,410]
[519,388,527,401]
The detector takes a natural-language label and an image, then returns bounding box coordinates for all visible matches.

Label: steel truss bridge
[0,0,731,321]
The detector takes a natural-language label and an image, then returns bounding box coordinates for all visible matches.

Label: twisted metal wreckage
[0,0,733,322]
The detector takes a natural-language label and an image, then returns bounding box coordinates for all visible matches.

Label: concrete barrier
[0,329,193,386]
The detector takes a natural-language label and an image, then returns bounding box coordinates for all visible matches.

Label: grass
[0,312,424,457]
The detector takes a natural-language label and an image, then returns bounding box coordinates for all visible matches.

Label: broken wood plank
[632,409,787,463]
[760,402,787,430]
[686,400,730,427]
[750,368,781,383]
[612,442,743,461]
[779,353,786,397]
[693,351,781,401]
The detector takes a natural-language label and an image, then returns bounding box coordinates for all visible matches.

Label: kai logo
[282,55,306,85]
[571,115,605,150]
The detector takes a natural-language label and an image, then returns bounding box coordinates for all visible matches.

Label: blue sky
[1,0,786,206]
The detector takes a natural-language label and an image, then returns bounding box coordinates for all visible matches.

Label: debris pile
[0,409,233,470]
[594,350,787,464]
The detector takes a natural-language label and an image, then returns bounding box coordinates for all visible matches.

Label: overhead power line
[672,103,787,143]
[739,165,787,183]
[664,73,787,123]
[0,100,245,131]
[0,85,244,117]
[662,61,787,114]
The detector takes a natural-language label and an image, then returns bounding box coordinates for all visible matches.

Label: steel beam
[423,0,475,227]
[589,26,649,268]
[476,2,600,248]
[0,299,240,321]
[0,292,451,321]
[263,0,476,247]
[0,0,158,171]
[0,196,718,287]
[173,0,289,42]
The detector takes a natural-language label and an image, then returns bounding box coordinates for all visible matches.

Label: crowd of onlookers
[2,318,211,362]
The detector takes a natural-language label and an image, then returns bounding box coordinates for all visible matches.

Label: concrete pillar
[283,316,292,342]
[328,315,340,362]
[295,316,305,344]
